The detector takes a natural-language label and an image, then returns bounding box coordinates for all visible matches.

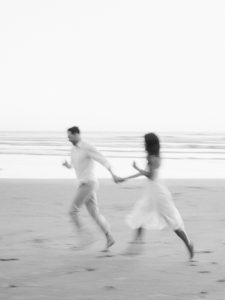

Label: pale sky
[0,0,224,132]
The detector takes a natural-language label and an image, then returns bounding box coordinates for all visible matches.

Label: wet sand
[0,178,225,299]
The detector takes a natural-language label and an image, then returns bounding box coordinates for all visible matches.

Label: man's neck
[72,139,81,147]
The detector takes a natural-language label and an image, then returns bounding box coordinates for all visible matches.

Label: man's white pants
[70,181,110,234]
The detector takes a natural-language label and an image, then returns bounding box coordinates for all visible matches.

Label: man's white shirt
[70,140,111,184]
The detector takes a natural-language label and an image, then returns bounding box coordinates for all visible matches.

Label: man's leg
[85,193,115,251]
[69,183,93,232]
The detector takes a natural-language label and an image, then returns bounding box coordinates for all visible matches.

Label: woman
[121,133,194,259]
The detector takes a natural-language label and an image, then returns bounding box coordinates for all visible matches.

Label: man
[63,126,120,251]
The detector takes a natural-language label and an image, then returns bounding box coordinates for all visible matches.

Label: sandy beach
[0,178,225,299]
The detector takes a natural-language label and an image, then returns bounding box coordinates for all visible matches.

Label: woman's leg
[131,226,144,243]
[174,229,194,259]
[136,227,144,241]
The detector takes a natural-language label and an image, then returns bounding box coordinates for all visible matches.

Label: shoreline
[1,177,225,185]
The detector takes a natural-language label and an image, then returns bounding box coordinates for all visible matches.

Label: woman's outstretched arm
[132,161,152,179]
[122,172,143,180]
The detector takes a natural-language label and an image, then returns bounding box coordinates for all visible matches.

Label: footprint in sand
[8,285,18,288]
[200,291,208,295]
[198,271,211,274]
[66,266,83,274]
[32,238,48,244]
[66,270,81,274]
[196,250,213,254]
[0,258,19,262]
[85,267,97,272]
[104,286,116,290]
[98,254,115,258]
[66,267,97,274]
[216,279,225,283]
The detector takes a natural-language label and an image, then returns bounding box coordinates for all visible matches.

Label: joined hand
[113,175,125,184]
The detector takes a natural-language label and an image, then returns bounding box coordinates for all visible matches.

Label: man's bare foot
[102,233,115,252]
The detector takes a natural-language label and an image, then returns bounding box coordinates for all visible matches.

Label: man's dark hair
[67,126,80,134]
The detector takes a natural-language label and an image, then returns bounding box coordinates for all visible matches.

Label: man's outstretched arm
[87,145,122,183]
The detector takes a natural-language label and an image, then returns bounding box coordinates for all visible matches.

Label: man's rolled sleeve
[87,145,111,170]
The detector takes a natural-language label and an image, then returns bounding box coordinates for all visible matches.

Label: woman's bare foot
[188,243,194,260]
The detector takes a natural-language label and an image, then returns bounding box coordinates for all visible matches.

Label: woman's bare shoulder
[147,155,161,168]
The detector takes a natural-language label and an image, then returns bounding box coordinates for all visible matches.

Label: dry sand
[0,178,225,300]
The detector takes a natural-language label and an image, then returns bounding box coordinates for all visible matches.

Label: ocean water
[0,131,225,179]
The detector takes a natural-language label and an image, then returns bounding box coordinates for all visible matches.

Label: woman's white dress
[126,161,185,231]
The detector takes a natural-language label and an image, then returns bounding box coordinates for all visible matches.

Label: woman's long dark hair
[144,133,160,157]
